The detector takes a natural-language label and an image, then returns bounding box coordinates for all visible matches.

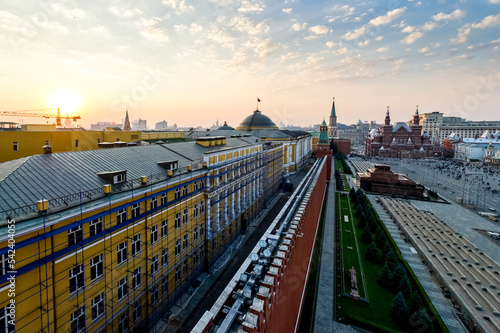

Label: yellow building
[0,136,283,332]
[0,126,183,163]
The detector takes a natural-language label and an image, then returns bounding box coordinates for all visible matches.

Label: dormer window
[97,170,127,184]
[157,160,178,171]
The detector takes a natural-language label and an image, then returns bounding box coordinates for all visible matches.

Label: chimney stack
[43,144,52,154]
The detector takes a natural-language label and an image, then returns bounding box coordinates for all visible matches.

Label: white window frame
[116,208,127,224]
[150,225,158,245]
[118,277,128,301]
[118,311,129,333]
[151,285,159,305]
[182,185,188,196]
[133,300,141,321]
[90,254,104,282]
[71,306,86,333]
[194,227,199,242]
[161,220,168,238]
[175,240,181,256]
[131,203,140,218]
[0,306,15,333]
[183,209,188,224]
[68,225,83,245]
[175,213,181,229]
[193,204,199,218]
[132,267,141,289]
[151,255,159,275]
[117,241,128,265]
[162,275,168,295]
[131,234,141,256]
[161,248,168,267]
[69,264,84,294]
[161,193,167,206]
[175,187,181,199]
[150,197,158,210]
[89,217,103,237]
[183,234,189,250]
[175,265,181,282]
[91,293,105,321]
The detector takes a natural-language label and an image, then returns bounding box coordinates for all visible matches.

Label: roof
[321,119,327,126]
[330,97,336,117]
[187,128,310,140]
[218,121,234,130]
[392,122,411,133]
[236,109,278,130]
[0,137,260,220]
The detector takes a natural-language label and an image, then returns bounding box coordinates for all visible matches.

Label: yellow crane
[0,108,81,127]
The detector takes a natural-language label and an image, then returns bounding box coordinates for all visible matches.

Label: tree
[392,263,407,288]
[349,188,356,198]
[409,309,433,333]
[408,291,423,313]
[398,274,412,300]
[330,139,338,154]
[385,250,399,271]
[378,262,393,289]
[392,292,410,323]
[365,242,380,263]
[369,219,379,233]
[358,215,366,229]
[374,228,386,249]
[361,225,373,244]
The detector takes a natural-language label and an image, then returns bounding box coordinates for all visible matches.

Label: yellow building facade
[0,128,184,163]
[0,137,283,332]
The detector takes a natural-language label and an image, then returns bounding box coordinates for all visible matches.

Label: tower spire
[328,97,337,138]
[123,108,131,131]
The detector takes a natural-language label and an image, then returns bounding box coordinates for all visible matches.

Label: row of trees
[335,170,343,191]
[335,152,352,175]
[350,188,434,332]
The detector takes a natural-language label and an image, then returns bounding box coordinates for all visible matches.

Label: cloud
[343,26,365,40]
[369,7,406,26]
[229,17,270,35]
[471,14,500,29]
[491,38,500,43]
[207,28,234,48]
[401,31,423,44]
[418,47,429,53]
[490,0,500,3]
[309,25,329,35]
[109,6,143,18]
[282,8,292,14]
[190,23,203,33]
[433,9,466,21]
[375,36,383,41]
[402,26,416,33]
[290,23,307,31]
[141,27,169,43]
[162,0,193,14]
[422,21,437,31]
[334,47,349,55]
[325,41,342,48]
[255,38,277,58]
[238,0,265,12]
[451,25,471,44]
[279,51,299,63]
[377,47,389,52]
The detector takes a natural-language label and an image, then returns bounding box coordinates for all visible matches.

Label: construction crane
[0,108,81,127]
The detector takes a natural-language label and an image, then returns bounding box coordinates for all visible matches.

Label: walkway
[314,161,358,333]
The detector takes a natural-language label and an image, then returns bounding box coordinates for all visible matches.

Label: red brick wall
[265,160,328,333]
[334,138,351,155]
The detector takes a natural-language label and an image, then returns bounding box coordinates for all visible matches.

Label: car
[489,207,497,212]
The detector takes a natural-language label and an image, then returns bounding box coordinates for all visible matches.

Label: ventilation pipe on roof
[43,144,52,154]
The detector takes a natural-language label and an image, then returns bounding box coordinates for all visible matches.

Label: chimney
[43,144,52,154]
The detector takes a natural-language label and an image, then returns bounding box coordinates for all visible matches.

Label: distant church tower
[328,97,337,138]
[123,109,131,131]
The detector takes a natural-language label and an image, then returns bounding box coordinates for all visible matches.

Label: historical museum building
[364,107,442,159]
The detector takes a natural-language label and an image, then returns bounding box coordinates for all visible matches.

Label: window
[131,234,141,256]
[114,173,125,184]
[183,234,189,250]
[131,203,140,218]
[132,267,141,289]
[194,227,199,242]
[13,142,18,152]
[200,179,205,188]
[200,247,205,260]
[90,254,104,282]
[161,220,168,238]
[151,285,159,305]
[183,258,188,275]
[193,251,199,267]
[175,213,181,229]
[0,306,15,333]
[68,225,83,246]
[97,138,101,143]
[175,240,181,256]
[151,255,159,275]
[132,301,142,321]
[175,265,181,282]
[200,201,205,214]
[116,208,127,224]
[150,225,158,245]
[69,265,84,293]
[118,311,129,333]
[161,193,167,206]
[89,217,103,237]
[183,209,188,224]
[193,181,199,191]
[118,277,128,301]
[200,224,205,237]
[117,241,128,265]
[161,248,168,267]
[75,139,79,148]
[71,307,86,333]
[175,187,181,199]
[92,293,105,321]
[150,197,158,210]
[162,275,169,295]
[182,185,188,196]
[193,204,199,218]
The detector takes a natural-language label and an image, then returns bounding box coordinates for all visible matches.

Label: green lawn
[336,192,403,331]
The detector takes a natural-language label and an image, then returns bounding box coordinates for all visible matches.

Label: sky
[1,0,500,128]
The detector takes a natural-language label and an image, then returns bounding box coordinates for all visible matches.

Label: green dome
[236,110,278,131]
[218,121,234,130]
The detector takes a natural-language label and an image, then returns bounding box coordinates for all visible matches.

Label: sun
[48,89,82,114]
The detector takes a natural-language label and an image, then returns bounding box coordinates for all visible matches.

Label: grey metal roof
[188,129,311,140]
[0,137,260,219]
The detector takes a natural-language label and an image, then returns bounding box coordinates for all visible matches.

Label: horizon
[1,0,499,128]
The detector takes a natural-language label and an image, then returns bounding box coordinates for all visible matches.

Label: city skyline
[1,0,500,127]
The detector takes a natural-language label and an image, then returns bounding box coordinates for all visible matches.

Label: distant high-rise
[123,109,131,131]
[328,97,337,138]
[155,120,168,131]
